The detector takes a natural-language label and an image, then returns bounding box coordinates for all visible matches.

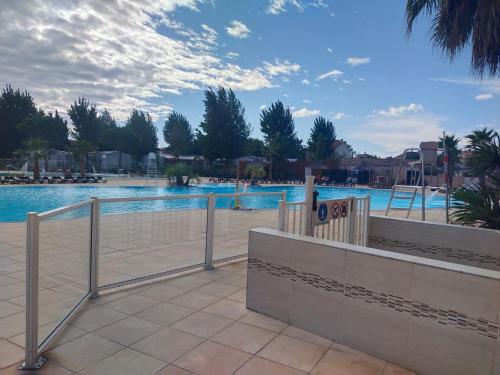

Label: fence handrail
[99,194,209,203]
[214,191,283,198]
[37,200,94,220]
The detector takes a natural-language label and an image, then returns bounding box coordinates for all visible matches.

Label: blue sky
[1,0,498,156]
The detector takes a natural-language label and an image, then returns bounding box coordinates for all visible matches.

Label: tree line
[1,84,351,174]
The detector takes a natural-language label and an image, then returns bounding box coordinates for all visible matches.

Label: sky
[0,0,499,156]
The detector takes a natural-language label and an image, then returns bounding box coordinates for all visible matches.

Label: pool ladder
[385,185,421,219]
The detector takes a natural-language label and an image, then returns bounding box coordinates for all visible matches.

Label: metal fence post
[304,175,315,236]
[22,213,44,369]
[205,193,215,270]
[90,197,100,298]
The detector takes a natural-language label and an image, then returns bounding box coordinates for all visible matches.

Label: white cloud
[326,47,333,53]
[351,114,444,156]
[225,51,239,59]
[293,107,320,118]
[302,99,311,104]
[431,77,500,94]
[332,112,347,120]
[259,104,267,110]
[346,57,370,67]
[317,69,343,80]
[266,0,303,15]
[301,79,311,85]
[375,103,424,117]
[226,20,251,39]
[475,93,493,101]
[262,59,301,76]
[0,1,300,122]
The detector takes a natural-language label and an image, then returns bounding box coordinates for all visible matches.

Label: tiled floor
[2,260,416,374]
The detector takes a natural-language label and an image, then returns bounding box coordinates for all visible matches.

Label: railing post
[90,197,100,298]
[278,201,286,231]
[22,213,44,369]
[205,193,215,270]
[363,196,371,246]
[349,197,357,245]
[277,191,287,231]
[304,175,315,236]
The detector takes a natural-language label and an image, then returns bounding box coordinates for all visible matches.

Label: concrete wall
[369,215,500,271]
[247,228,500,375]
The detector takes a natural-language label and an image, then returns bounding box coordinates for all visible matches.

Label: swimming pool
[0,184,447,222]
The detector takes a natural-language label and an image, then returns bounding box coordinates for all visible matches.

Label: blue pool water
[0,184,447,222]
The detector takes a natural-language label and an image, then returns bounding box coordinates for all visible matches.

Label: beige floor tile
[135,302,194,326]
[87,290,130,306]
[157,364,192,374]
[94,316,161,346]
[10,324,86,350]
[169,291,220,310]
[2,360,74,374]
[195,281,241,297]
[382,363,417,375]
[137,284,188,301]
[0,301,23,318]
[227,288,246,303]
[258,334,327,372]
[80,348,166,375]
[212,322,277,354]
[218,274,247,287]
[166,276,211,290]
[173,340,251,375]
[132,327,203,363]
[235,357,307,375]
[310,349,385,375]
[171,311,233,338]
[102,294,160,315]
[71,306,128,332]
[239,311,288,332]
[47,333,123,372]
[202,299,248,320]
[0,339,25,369]
[282,326,332,347]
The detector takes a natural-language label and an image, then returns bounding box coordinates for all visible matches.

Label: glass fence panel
[37,205,91,347]
[213,194,281,261]
[98,197,208,287]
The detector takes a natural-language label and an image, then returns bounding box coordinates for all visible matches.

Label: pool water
[0,184,447,222]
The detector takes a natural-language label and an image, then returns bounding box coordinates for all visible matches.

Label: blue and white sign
[312,198,353,225]
[317,203,328,222]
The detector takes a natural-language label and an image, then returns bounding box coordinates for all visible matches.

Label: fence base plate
[20,356,46,370]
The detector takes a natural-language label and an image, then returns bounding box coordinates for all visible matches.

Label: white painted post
[205,193,215,270]
[277,191,287,231]
[349,197,357,245]
[22,213,44,369]
[304,175,315,236]
[90,197,100,298]
[363,195,371,246]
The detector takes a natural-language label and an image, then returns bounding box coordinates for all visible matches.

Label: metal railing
[278,196,370,245]
[277,176,370,246]
[22,190,283,369]
[23,200,96,369]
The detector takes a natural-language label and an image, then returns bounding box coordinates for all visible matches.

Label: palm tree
[164,163,200,186]
[438,134,461,188]
[15,137,48,180]
[450,127,500,229]
[466,128,500,178]
[406,0,500,77]
[70,139,94,177]
[451,175,500,229]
